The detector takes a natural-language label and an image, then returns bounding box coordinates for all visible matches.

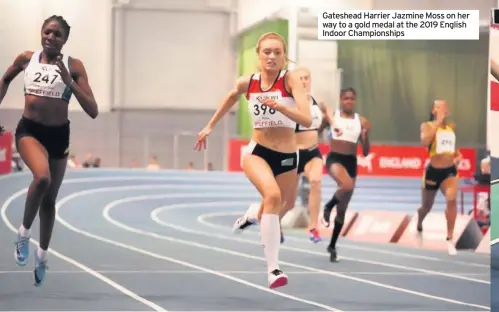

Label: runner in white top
[322,88,371,262]
[194,32,311,289]
[0,15,98,286]
[284,67,334,243]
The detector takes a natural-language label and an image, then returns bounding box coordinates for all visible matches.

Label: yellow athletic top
[428,122,456,157]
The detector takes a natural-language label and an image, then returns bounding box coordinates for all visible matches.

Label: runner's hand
[332,127,342,136]
[435,107,446,125]
[194,126,212,151]
[454,153,462,167]
[261,98,282,112]
[55,55,73,86]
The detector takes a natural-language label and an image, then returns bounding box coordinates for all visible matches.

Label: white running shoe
[268,269,288,289]
[446,239,457,255]
[416,230,423,248]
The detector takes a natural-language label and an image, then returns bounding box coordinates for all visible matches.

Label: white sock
[37,248,48,262]
[19,225,30,237]
[260,214,280,273]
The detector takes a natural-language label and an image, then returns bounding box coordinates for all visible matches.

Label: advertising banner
[0,132,13,175]
[228,139,476,178]
[488,19,499,155]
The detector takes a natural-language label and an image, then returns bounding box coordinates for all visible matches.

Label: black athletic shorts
[297,146,322,174]
[325,151,357,178]
[15,116,70,159]
[423,165,457,190]
[246,141,298,176]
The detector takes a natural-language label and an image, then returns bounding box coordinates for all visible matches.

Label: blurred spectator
[146,156,160,170]
[480,155,490,175]
[470,152,491,231]
[207,162,214,171]
[92,157,101,168]
[475,192,490,231]
[185,162,194,170]
[474,153,490,185]
[82,153,93,168]
[130,159,139,168]
[67,154,81,168]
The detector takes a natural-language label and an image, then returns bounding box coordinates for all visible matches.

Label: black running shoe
[327,245,338,262]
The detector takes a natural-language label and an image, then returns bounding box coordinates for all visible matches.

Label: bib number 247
[254,104,276,116]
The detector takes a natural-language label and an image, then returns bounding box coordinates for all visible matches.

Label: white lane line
[198,213,490,269]
[0,270,489,276]
[0,174,485,266]
[55,187,341,312]
[151,200,490,284]
[100,192,488,310]
[0,189,167,312]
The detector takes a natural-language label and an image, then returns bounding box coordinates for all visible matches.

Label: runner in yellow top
[417,99,462,255]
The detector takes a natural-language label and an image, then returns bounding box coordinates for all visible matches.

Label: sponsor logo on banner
[0,132,13,175]
[357,153,375,172]
[227,140,476,177]
[317,210,358,237]
[345,210,410,243]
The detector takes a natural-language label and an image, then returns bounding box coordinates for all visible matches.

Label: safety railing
[119,131,228,171]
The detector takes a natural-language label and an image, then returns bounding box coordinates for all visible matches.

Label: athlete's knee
[262,189,282,213]
[32,173,51,191]
[446,196,457,208]
[340,180,354,193]
[308,177,321,192]
[445,190,457,204]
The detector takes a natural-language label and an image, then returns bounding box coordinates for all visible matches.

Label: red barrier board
[316,210,358,237]
[227,139,476,178]
[0,132,13,175]
[491,81,499,111]
[345,210,410,243]
[475,229,490,254]
[397,213,477,251]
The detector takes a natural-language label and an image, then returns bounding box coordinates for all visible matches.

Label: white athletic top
[296,97,323,132]
[329,110,362,144]
[24,50,73,102]
[246,70,296,129]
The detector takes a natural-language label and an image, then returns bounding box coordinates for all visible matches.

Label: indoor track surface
[0,169,491,311]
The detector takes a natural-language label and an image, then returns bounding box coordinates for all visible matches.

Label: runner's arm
[360,116,371,156]
[206,75,250,129]
[0,51,31,105]
[420,122,439,146]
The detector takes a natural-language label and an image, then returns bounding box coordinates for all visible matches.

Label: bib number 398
[254,104,276,116]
